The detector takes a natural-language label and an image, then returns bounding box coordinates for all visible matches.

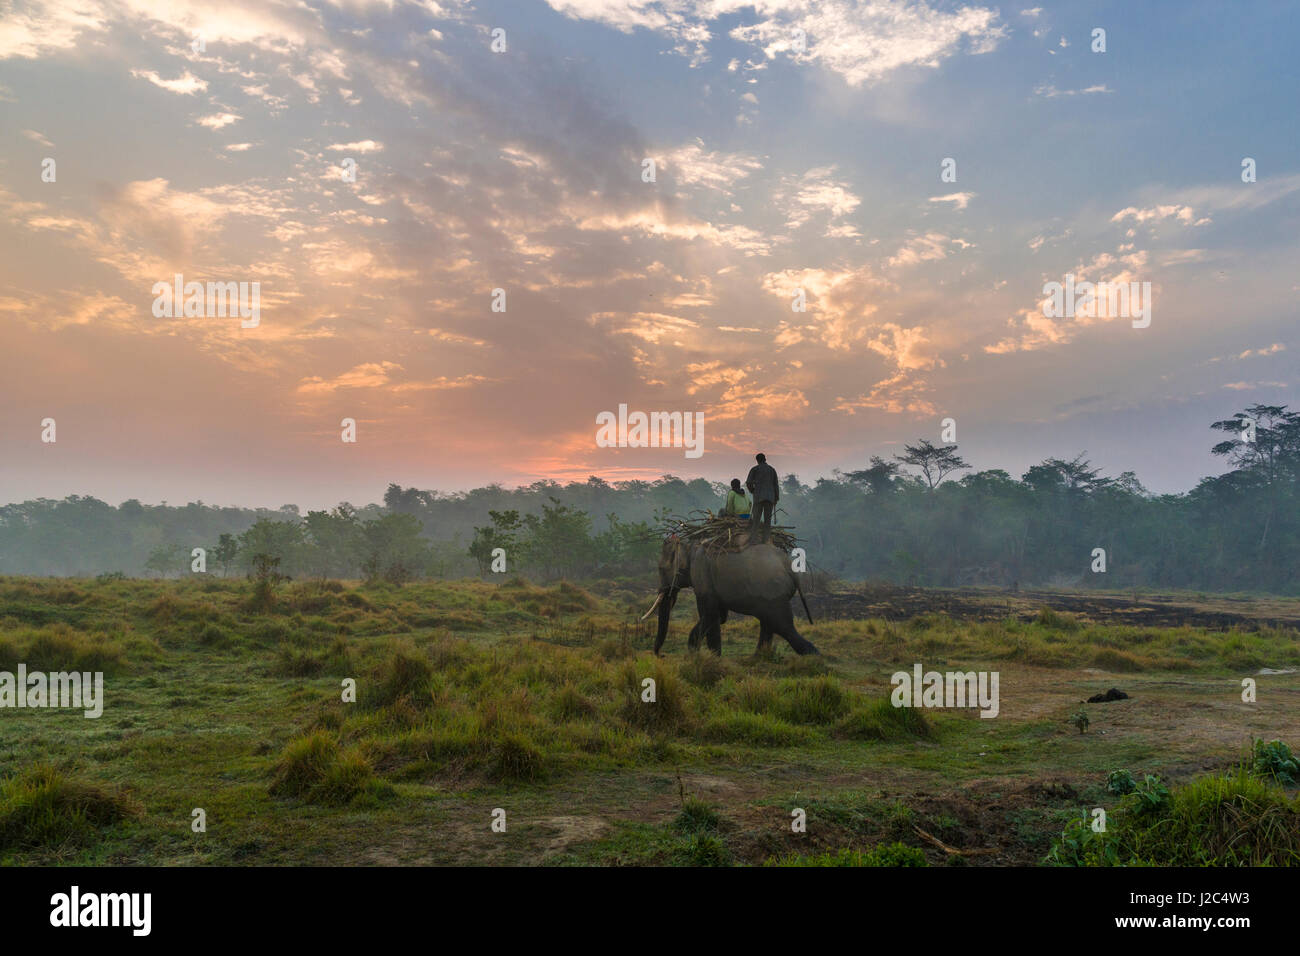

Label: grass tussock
[833,696,936,742]
[268,732,393,807]
[0,624,131,675]
[0,765,140,850]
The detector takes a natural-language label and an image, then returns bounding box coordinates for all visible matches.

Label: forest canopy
[1,404,1296,595]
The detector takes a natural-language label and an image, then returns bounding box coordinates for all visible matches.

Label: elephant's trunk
[654,587,678,654]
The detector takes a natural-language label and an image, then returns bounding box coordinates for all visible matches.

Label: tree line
[0,403,1295,595]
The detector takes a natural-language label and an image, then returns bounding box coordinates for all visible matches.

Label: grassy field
[1,574,1298,866]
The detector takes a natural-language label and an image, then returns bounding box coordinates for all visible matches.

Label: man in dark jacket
[745,452,779,543]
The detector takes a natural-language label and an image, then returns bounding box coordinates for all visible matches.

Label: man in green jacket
[722,478,751,519]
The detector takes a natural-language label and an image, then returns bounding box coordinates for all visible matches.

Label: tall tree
[895,440,969,489]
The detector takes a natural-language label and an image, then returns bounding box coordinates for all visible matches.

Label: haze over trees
[1,404,1296,595]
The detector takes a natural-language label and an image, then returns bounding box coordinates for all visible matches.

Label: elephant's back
[708,543,796,607]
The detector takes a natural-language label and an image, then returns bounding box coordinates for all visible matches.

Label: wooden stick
[912,826,999,857]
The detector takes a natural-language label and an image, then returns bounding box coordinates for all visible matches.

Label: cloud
[775,166,861,235]
[1238,343,1286,359]
[887,232,972,268]
[760,265,894,351]
[130,69,208,95]
[327,140,384,152]
[1034,83,1113,98]
[22,129,53,147]
[0,0,107,59]
[589,311,700,344]
[729,0,1006,87]
[868,323,943,371]
[545,0,1006,86]
[1224,380,1288,390]
[297,361,403,393]
[929,191,975,210]
[833,371,937,416]
[197,112,241,130]
[391,374,489,392]
[1111,204,1210,227]
[987,251,1152,354]
[659,139,762,190]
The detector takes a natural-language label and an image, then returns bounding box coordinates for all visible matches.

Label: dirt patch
[805,585,1300,631]
[537,815,609,853]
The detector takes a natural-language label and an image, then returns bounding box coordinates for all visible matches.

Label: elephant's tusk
[640,591,665,621]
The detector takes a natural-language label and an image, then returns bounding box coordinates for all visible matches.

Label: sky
[1,0,1296,510]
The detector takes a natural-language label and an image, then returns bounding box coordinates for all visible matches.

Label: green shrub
[1131,774,1171,817]
[1106,769,1137,795]
[1251,739,1299,786]
[1047,770,1300,866]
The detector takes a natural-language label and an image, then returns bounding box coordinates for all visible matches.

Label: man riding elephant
[745,452,779,544]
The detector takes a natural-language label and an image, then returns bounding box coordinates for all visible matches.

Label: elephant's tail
[795,578,814,624]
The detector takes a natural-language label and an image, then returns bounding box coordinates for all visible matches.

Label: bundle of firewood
[659,512,798,555]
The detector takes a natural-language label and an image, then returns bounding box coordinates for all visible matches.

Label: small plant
[247,553,287,610]
[674,796,721,834]
[1106,769,1137,795]
[1251,739,1299,786]
[1044,815,1119,867]
[1070,711,1090,734]
[1130,774,1170,817]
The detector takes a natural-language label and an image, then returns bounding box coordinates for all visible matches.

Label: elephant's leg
[772,603,819,656]
[696,597,723,655]
[757,621,774,653]
[706,613,723,655]
[691,594,714,653]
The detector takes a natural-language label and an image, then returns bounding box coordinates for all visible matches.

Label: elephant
[641,533,818,656]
